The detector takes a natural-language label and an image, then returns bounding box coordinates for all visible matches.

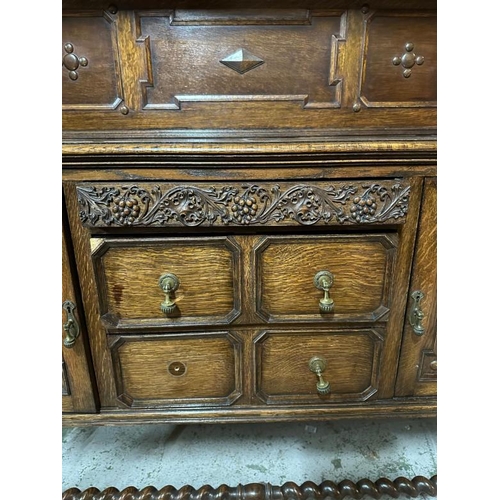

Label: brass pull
[62,300,80,348]
[409,290,425,335]
[313,270,334,313]
[159,273,180,315]
[308,356,331,395]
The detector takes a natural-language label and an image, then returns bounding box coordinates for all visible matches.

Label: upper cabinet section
[62,6,436,141]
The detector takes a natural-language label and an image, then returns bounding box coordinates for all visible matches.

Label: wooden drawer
[254,234,397,323]
[109,332,243,408]
[91,236,242,330]
[254,329,383,404]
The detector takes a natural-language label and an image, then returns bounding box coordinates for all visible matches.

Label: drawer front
[91,237,242,330]
[254,234,397,322]
[254,329,383,404]
[109,332,242,408]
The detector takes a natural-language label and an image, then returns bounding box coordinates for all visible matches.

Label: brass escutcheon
[62,300,80,348]
[409,290,425,335]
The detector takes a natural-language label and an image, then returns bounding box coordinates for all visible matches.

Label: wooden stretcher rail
[62,475,437,499]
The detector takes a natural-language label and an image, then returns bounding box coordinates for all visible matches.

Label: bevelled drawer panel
[139,9,345,110]
[254,234,397,323]
[358,11,436,108]
[254,329,383,404]
[62,10,124,110]
[109,332,242,408]
[91,236,242,329]
[76,180,410,228]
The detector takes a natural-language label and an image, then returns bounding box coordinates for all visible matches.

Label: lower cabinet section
[62,176,436,424]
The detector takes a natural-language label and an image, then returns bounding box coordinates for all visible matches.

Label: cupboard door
[62,216,97,413]
[395,177,436,396]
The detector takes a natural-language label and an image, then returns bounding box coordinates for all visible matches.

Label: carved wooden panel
[395,177,436,397]
[254,234,397,323]
[90,236,242,330]
[62,9,125,111]
[109,332,242,408]
[254,329,383,404]
[357,11,436,108]
[137,10,345,110]
[76,180,410,228]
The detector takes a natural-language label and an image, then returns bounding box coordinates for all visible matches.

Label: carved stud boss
[220,48,264,74]
[62,43,88,80]
[392,42,424,78]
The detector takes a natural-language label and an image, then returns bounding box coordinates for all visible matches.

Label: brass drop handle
[409,290,425,335]
[313,270,334,313]
[62,300,80,349]
[159,273,180,315]
[308,356,331,395]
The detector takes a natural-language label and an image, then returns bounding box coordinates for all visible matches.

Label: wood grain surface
[62,205,97,413]
[256,234,396,322]
[62,7,436,134]
[61,0,437,426]
[93,237,240,326]
[109,333,242,406]
[395,177,436,396]
[255,329,382,404]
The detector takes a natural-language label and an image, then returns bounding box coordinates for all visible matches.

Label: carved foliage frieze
[77,181,410,228]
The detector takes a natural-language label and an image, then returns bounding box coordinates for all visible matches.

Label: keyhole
[168,361,186,377]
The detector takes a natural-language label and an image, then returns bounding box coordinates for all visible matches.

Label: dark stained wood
[62,8,436,135]
[64,182,120,408]
[395,177,437,397]
[255,234,396,323]
[62,137,437,161]
[62,209,97,413]
[62,475,437,500]
[138,11,344,109]
[360,12,436,107]
[63,0,437,9]
[62,399,436,426]
[62,165,438,181]
[109,332,242,407]
[62,11,124,111]
[376,176,423,399]
[76,179,410,228]
[61,0,437,430]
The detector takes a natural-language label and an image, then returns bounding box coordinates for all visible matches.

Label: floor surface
[62,417,437,498]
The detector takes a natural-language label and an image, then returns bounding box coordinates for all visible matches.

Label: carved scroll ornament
[77,182,410,228]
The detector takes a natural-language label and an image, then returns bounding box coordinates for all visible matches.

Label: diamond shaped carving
[220,49,264,74]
